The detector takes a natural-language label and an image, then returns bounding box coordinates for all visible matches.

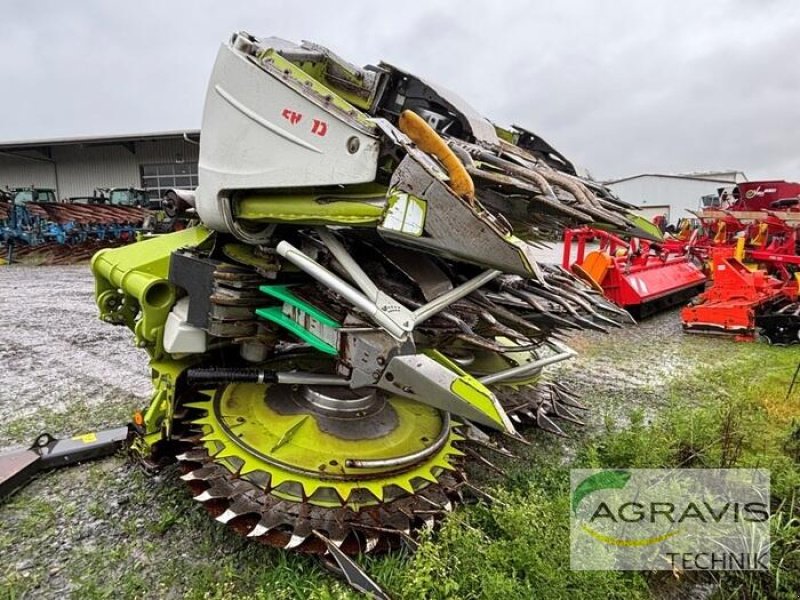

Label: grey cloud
[0,0,797,180]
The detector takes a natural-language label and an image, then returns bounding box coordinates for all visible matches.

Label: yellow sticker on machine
[73,432,97,443]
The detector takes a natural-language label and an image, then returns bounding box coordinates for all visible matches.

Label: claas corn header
[82,31,656,556]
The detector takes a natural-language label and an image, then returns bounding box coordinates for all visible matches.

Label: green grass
[0,396,140,445]
[360,341,799,600]
[578,342,800,599]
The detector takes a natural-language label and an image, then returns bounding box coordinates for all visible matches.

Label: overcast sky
[1,0,798,180]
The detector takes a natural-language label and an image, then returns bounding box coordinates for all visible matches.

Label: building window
[141,162,198,200]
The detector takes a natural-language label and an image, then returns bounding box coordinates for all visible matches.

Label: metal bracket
[276,240,410,339]
[0,426,131,501]
[278,232,501,340]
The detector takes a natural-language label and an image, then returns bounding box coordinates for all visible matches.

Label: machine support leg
[0,426,131,501]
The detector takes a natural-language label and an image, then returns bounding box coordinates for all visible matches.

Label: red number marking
[281,109,303,125]
[311,119,328,137]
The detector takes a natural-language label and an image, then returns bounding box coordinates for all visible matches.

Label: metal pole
[413,269,501,326]
[316,227,379,300]
[276,241,407,339]
[478,340,576,385]
[562,229,573,269]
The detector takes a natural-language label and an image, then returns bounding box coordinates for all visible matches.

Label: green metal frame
[92,227,213,455]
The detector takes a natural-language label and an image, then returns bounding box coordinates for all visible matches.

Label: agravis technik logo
[570,469,770,571]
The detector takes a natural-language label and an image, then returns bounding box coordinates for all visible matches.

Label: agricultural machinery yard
[2,263,797,599]
[1,5,799,598]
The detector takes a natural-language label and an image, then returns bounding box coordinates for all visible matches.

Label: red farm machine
[660,180,800,265]
[681,248,799,343]
[678,180,800,343]
[562,226,707,318]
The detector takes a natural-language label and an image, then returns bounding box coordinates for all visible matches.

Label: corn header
[89,32,650,556]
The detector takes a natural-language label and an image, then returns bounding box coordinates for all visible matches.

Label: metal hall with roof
[605,170,748,224]
[0,130,201,201]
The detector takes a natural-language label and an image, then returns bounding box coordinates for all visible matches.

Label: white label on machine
[381,192,426,237]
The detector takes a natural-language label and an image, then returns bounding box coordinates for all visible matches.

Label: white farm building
[605,171,748,224]
[0,130,201,202]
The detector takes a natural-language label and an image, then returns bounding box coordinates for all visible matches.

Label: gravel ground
[0,262,735,599]
[0,265,150,446]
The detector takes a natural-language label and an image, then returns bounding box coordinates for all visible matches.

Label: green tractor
[98,187,152,209]
[91,31,643,555]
